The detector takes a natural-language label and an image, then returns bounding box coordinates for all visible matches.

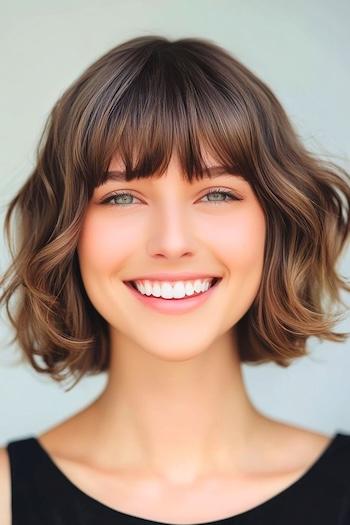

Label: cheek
[205,206,266,270]
[77,211,138,273]
[209,205,266,325]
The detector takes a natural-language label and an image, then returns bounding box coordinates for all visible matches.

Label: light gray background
[0,0,349,446]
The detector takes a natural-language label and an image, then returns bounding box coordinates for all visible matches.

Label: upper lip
[124,273,221,282]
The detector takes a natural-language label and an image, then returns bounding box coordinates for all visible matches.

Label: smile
[123,278,222,315]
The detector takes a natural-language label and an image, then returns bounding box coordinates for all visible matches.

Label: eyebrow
[99,166,246,185]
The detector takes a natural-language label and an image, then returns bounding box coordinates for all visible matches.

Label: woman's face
[77,151,266,360]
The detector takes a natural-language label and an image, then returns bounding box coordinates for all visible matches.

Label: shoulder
[0,447,11,525]
[280,426,350,486]
[259,420,347,476]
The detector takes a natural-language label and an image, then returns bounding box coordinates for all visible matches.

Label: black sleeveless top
[6,432,350,524]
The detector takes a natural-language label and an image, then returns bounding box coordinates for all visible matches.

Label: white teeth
[132,279,215,299]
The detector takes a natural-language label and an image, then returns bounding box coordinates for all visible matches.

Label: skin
[0,150,331,524]
[75,149,269,478]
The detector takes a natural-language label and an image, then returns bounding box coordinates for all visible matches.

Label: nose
[146,201,197,260]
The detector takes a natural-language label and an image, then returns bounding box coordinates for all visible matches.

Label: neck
[84,330,268,484]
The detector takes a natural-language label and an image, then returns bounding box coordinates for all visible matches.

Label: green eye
[101,192,140,206]
[201,188,242,204]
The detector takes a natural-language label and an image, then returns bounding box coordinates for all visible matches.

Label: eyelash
[100,188,243,207]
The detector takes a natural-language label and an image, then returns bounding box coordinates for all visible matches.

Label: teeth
[132,279,215,299]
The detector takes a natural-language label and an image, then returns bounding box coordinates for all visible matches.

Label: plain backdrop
[0,0,349,446]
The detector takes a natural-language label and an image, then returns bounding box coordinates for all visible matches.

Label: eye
[100,192,140,206]
[99,188,243,207]
[200,188,243,205]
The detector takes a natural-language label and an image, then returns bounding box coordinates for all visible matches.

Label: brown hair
[1,35,349,391]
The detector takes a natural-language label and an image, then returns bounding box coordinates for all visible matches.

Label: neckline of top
[27,432,344,524]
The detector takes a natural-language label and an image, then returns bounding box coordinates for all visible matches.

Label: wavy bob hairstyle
[1,35,350,391]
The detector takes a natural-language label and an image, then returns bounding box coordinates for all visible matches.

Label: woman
[1,35,350,524]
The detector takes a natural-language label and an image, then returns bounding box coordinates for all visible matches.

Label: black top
[6,432,350,524]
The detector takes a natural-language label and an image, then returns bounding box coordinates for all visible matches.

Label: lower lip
[123,279,222,315]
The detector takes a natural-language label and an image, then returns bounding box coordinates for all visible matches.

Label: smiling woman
[1,35,349,383]
[1,35,350,525]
